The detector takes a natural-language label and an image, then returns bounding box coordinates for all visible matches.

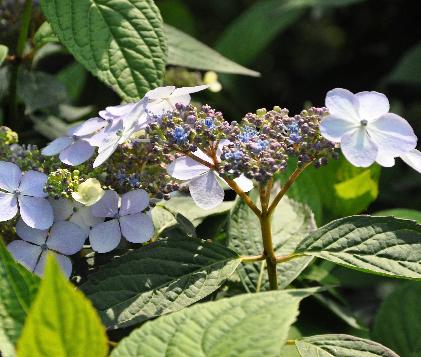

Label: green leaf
[17,255,108,357]
[228,195,315,291]
[81,237,241,329]
[17,70,68,113]
[165,24,259,77]
[159,196,234,226]
[295,215,421,280]
[374,209,421,224]
[372,282,421,357]
[0,240,39,357]
[57,62,88,103]
[387,44,421,85]
[33,21,59,49]
[216,0,366,65]
[295,334,399,357]
[40,0,167,101]
[110,289,317,357]
[0,44,8,66]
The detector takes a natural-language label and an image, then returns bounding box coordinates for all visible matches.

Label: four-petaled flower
[89,190,154,253]
[0,161,53,229]
[167,141,253,209]
[41,124,95,166]
[8,219,87,277]
[320,88,419,169]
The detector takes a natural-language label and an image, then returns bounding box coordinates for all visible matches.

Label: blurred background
[1,0,421,351]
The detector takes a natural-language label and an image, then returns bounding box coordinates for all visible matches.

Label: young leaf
[228,195,315,291]
[295,334,399,357]
[0,240,39,357]
[33,22,59,49]
[0,44,8,66]
[295,215,421,280]
[81,237,241,329]
[372,282,421,357]
[165,24,259,77]
[40,0,167,101]
[17,255,108,357]
[110,289,317,357]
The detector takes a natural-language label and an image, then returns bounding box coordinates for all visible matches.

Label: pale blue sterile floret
[0,161,53,229]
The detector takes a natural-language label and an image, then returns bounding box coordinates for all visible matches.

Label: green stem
[260,211,278,290]
[7,0,33,131]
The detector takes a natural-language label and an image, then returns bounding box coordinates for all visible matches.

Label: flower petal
[16,218,48,245]
[401,149,421,173]
[233,175,254,192]
[59,140,95,166]
[93,141,119,168]
[0,161,21,192]
[34,251,72,278]
[47,221,87,255]
[19,170,48,197]
[41,136,72,156]
[120,189,149,216]
[18,196,53,230]
[171,85,209,97]
[376,151,396,167]
[69,117,107,136]
[189,171,224,209]
[49,198,74,221]
[319,115,359,142]
[8,240,42,273]
[167,156,210,181]
[340,127,378,167]
[91,190,119,218]
[0,192,18,221]
[120,213,154,243]
[355,91,390,121]
[325,88,360,122]
[145,86,175,100]
[70,206,104,235]
[89,219,121,253]
[369,113,417,157]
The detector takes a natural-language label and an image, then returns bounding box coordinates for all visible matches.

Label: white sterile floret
[167,141,253,210]
[8,219,87,277]
[320,88,420,171]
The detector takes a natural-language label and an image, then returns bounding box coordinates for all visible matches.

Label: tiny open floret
[0,161,53,229]
[320,88,421,172]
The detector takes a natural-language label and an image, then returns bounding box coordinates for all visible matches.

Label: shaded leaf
[387,44,421,85]
[111,289,317,357]
[373,282,421,357]
[41,0,167,101]
[165,24,259,77]
[17,255,108,357]
[0,44,8,66]
[295,215,421,280]
[81,237,241,329]
[33,21,59,49]
[374,208,421,224]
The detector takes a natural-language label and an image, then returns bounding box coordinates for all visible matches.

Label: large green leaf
[40,0,167,101]
[295,215,421,280]
[17,256,108,357]
[165,24,259,77]
[216,0,366,65]
[295,334,399,357]
[111,289,316,357]
[387,44,421,85]
[229,195,315,291]
[372,282,421,357]
[0,240,39,357]
[159,196,233,227]
[81,237,241,329]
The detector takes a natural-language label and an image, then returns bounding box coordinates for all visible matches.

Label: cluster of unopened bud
[45,169,82,199]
